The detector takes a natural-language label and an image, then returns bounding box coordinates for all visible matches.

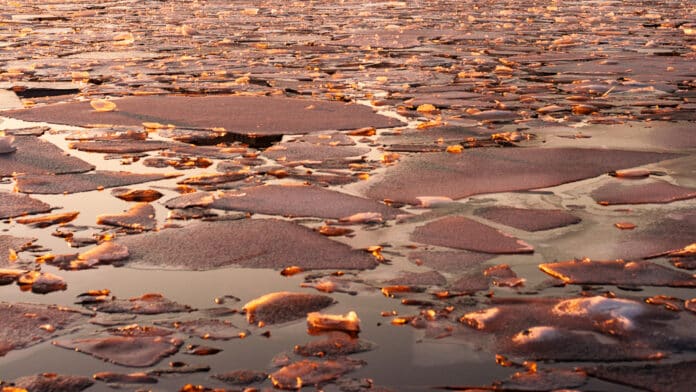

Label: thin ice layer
[591,181,696,205]
[0,302,86,356]
[16,171,178,194]
[0,235,34,267]
[53,335,183,367]
[540,259,696,287]
[0,136,94,177]
[5,95,402,136]
[411,216,534,254]
[586,360,696,392]
[364,148,680,204]
[116,219,377,270]
[0,192,52,219]
[196,185,402,219]
[475,206,581,232]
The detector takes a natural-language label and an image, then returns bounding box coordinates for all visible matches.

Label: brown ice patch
[591,180,696,205]
[97,203,156,231]
[586,360,696,392]
[12,373,94,392]
[263,142,369,165]
[16,171,178,194]
[53,335,183,367]
[212,370,268,386]
[364,148,681,204]
[69,139,180,154]
[92,372,157,384]
[83,293,192,315]
[0,302,86,357]
[411,216,534,254]
[475,206,581,232]
[0,136,93,177]
[112,188,163,202]
[610,211,695,260]
[15,211,79,228]
[294,332,375,357]
[180,184,403,220]
[0,192,52,219]
[270,358,363,390]
[408,250,494,273]
[243,292,334,325]
[461,368,588,391]
[540,259,696,287]
[156,319,248,340]
[384,271,447,286]
[116,219,377,270]
[4,95,402,137]
[0,235,35,267]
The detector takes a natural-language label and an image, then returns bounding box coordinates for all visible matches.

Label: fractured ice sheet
[53,335,183,367]
[411,216,534,254]
[539,259,696,287]
[364,148,681,204]
[167,184,403,220]
[11,373,94,392]
[586,360,696,392]
[459,296,694,362]
[474,206,581,232]
[5,95,402,137]
[116,219,377,270]
[0,192,52,219]
[83,293,192,315]
[591,180,696,205]
[16,171,178,194]
[156,319,248,340]
[0,302,86,357]
[97,203,156,231]
[0,136,93,177]
[243,291,334,325]
[0,235,35,267]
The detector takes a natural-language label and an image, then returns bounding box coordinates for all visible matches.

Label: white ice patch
[512,326,562,344]
[553,296,645,330]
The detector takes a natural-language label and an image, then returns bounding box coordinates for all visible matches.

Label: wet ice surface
[0,0,695,391]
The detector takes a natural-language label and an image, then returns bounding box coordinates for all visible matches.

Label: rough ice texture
[117,219,377,270]
[12,373,94,392]
[5,95,402,136]
[52,335,183,367]
[411,216,534,254]
[0,192,53,219]
[263,142,370,163]
[157,319,247,340]
[364,148,681,204]
[69,139,181,153]
[243,292,335,324]
[408,250,494,273]
[97,203,156,231]
[295,332,375,357]
[0,136,94,177]
[16,171,176,194]
[196,185,402,219]
[540,259,696,287]
[0,302,86,357]
[591,181,696,205]
[610,211,695,260]
[586,360,696,392]
[459,296,689,362]
[86,293,192,315]
[474,206,581,232]
[0,235,35,267]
